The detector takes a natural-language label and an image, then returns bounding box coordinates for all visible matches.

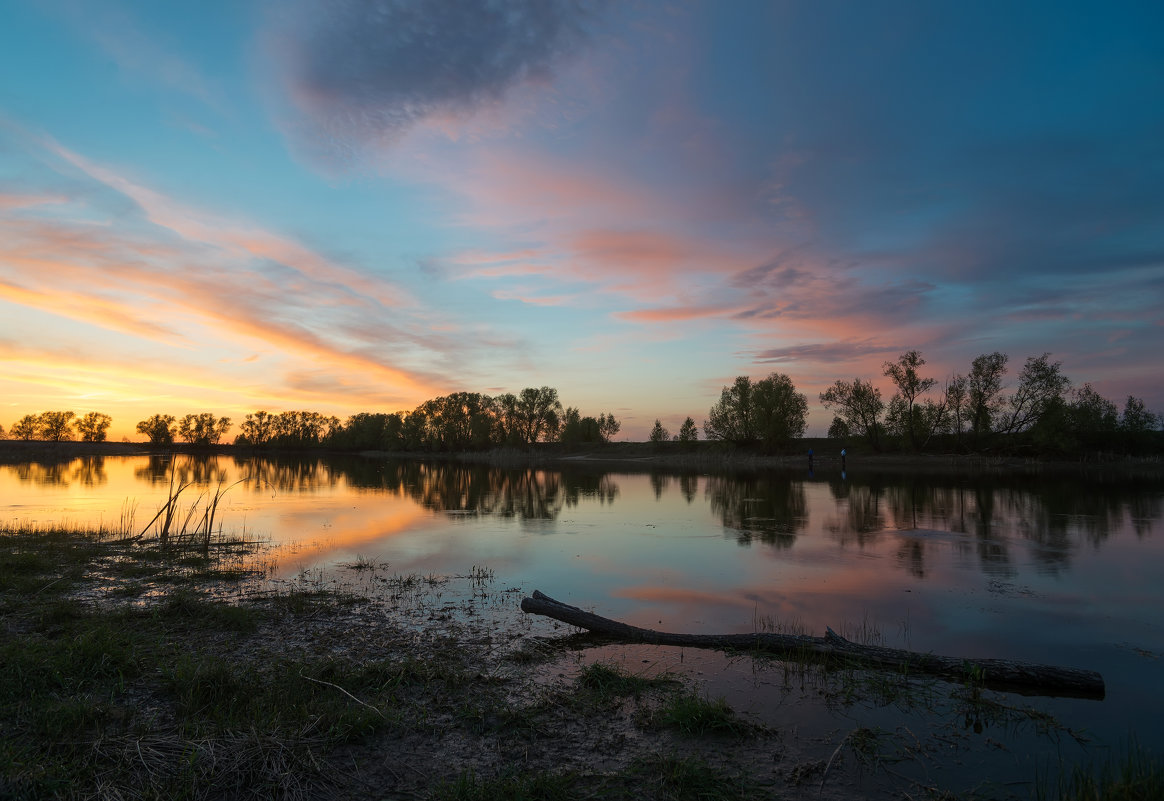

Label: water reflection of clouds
[4,455,1162,586]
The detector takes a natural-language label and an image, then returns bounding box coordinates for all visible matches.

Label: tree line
[3,387,622,452]
[4,354,1159,455]
[666,350,1159,455]
[816,350,1159,454]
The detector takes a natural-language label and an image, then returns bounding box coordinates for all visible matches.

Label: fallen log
[520,590,1105,699]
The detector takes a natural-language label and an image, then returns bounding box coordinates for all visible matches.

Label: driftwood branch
[520,590,1104,699]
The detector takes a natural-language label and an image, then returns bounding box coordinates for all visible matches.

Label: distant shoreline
[1,437,1160,476]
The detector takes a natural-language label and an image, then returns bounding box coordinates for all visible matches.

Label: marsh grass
[1048,741,1164,801]
[652,691,755,737]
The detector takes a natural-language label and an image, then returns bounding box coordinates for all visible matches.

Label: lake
[4,452,1162,797]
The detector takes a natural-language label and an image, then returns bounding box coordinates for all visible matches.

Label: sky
[1,0,1162,441]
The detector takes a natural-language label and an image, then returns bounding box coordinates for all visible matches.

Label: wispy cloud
[0,137,481,407]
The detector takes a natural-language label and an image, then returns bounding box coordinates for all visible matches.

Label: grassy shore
[0,523,793,801]
[4,522,1162,800]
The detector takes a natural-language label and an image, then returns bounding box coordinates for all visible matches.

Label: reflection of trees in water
[332,460,619,522]
[399,463,565,520]
[650,472,670,500]
[230,456,340,495]
[10,462,71,486]
[71,457,107,487]
[135,455,231,487]
[1127,494,1164,539]
[706,475,807,548]
[827,483,886,547]
[648,472,699,504]
[826,471,1164,578]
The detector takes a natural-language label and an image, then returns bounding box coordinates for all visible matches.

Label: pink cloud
[614,304,738,323]
[490,288,571,306]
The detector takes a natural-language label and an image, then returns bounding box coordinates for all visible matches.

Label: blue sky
[1,0,1161,439]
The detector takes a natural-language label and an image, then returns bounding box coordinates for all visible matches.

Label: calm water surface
[5,454,1163,795]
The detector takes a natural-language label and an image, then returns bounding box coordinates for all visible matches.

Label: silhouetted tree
[76,412,112,442]
[649,419,670,443]
[178,413,232,446]
[262,411,337,448]
[597,412,621,442]
[998,353,1070,435]
[330,412,405,450]
[1068,384,1119,434]
[560,407,604,445]
[136,414,177,445]
[490,393,513,444]
[826,416,850,439]
[514,387,562,444]
[943,374,969,445]
[677,416,699,443]
[239,411,275,447]
[38,411,76,442]
[967,352,1008,445]
[820,378,884,450]
[11,414,40,440]
[883,350,937,450]
[705,374,807,449]
[1120,396,1159,433]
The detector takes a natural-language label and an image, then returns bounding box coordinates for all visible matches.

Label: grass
[5,522,782,800]
[651,691,754,737]
[6,518,1150,801]
[1046,741,1164,801]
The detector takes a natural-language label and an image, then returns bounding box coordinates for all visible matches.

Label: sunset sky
[2,0,1162,441]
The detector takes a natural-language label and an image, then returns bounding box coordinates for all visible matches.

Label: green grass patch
[651,691,753,737]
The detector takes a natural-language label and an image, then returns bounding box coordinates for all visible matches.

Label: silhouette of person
[841,447,847,471]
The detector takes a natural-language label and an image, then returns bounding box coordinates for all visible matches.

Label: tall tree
[11,414,40,440]
[998,353,1070,434]
[597,412,621,443]
[514,387,562,444]
[1068,384,1118,434]
[677,417,699,443]
[239,411,275,447]
[38,411,76,442]
[137,414,177,445]
[943,375,969,444]
[178,413,232,446]
[751,373,809,447]
[705,374,807,449]
[820,378,884,450]
[705,376,754,443]
[883,350,937,449]
[76,412,112,442]
[649,419,670,443]
[967,352,1008,446]
[1120,396,1159,433]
